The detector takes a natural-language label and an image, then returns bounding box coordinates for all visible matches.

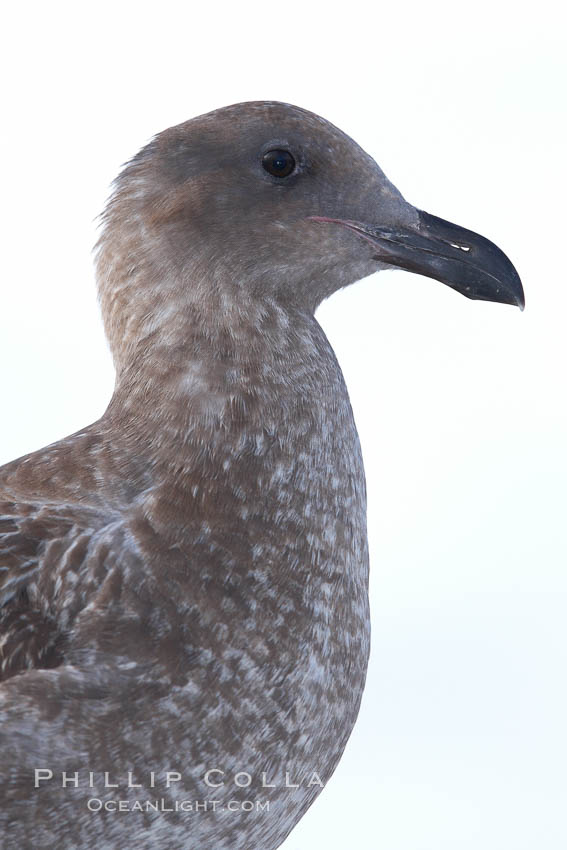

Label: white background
[1,2,565,848]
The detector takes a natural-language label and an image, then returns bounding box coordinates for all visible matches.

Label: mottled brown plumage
[0,101,523,848]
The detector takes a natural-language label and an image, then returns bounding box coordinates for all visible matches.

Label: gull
[0,101,524,849]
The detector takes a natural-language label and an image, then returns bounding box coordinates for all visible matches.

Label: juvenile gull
[0,101,524,848]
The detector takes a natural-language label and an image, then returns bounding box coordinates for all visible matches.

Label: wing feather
[0,496,117,681]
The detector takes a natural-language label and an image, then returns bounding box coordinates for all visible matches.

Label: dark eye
[262,149,296,178]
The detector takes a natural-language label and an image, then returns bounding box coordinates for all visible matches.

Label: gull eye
[262,149,296,178]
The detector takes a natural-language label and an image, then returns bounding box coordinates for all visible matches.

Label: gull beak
[310,210,525,310]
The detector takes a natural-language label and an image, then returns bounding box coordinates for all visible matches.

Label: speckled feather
[0,101,421,848]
